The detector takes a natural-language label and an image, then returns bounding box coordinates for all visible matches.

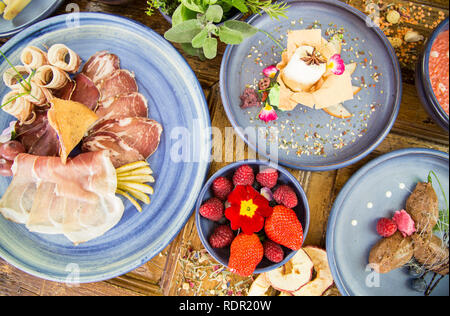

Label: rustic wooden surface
[0,0,448,296]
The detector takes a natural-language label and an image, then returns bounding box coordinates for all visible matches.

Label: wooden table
[0,0,448,296]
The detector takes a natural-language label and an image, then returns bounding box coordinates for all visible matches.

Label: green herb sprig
[150,0,289,59]
[0,49,38,109]
[428,170,449,235]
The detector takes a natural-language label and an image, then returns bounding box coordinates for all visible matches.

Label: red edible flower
[225,185,273,235]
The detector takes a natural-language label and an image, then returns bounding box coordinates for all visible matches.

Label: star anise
[300,48,326,66]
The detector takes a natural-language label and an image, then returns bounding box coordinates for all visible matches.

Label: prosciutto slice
[84,117,162,167]
[0,151,124,244]
[98,69,138,102]
[82,51,120,84]
[96,92,148,121]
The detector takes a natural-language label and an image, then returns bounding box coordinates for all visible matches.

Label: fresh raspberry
[273,185,298,208]
[376,218,398,237]
[209,225,234,248]
[263,240,284,263]
[199,197,224,221]
[232,164,255,186]
[256,168,278,189]
[212,176,233,200]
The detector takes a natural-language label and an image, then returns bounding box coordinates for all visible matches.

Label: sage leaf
[205,4,223,23]
[181,0,206,13]
[181,43,206,60]
[164,20,203,43]
[218,25,244,45]
[231,0,248,13]
[203,37,218,59]
[223,20,258,38]
[172,4,197,26]
[192,28,208,48]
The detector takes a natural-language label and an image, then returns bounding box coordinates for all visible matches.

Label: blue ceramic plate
[195,160,310,274]
[327,148,449,296]
[220,0,401,171]
[0,13,211,283]
[0,0,64,38]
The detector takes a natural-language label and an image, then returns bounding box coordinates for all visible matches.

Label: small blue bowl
[415,18,449,132]
[195,160,310,274]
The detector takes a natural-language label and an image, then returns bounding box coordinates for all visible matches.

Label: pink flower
[392,210,416,237]
[263,65,278,78]
[327,54,345,75]
[258,103,278,123]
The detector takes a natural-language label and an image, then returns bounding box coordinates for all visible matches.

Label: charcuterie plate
[0,13,211,283]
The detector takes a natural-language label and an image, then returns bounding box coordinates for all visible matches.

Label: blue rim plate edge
[194,159,310,274]
[0,12,212,283]
[219,0,402,171]
[325,147,449,296]
[0,0,65,38]
[420,17,449,131]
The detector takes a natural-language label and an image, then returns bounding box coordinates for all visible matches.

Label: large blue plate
[0,13,211,283]
[0,0,64,38]
[327,148,449,296]
[220,0,401,171]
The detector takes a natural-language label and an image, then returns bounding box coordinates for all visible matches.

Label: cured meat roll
[20,46,48,71]
[34,65,69,90]
[1,90,34,123]
[47,44,82,73]
[2,65,30,90]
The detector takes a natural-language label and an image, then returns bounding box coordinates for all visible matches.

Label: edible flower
[258,103,278,123]
[263,65,278,78]
[327,54,345,75]
[225,185,273,234]
[392,210,416,237]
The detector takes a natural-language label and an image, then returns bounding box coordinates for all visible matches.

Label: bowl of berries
[195,160,310,276]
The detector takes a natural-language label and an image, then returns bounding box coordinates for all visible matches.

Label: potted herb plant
[146,0,290,59]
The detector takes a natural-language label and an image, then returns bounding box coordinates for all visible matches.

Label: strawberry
[209,225,234,248]
[232,164,254,186]
[376,218,397,237]
[212,176,233,200]
[273,185,298,208]
[265,205,303,250]
[256,168,278,189]
[228,233,263,276]
[199,197,224,221]
[263,240,284,263]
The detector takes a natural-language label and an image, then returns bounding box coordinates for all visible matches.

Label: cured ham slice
[89,117,162,158]
[98,69,138,102]
[70,73,100,111]
[15,111,60,157]
[82,51,120,84]
[82,131,144,168]
[96,92,148,121]
[0,151,124,244]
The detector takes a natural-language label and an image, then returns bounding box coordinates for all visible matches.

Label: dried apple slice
[248,274,274,296]
[266,249,314,292]
[292,246,334,296]
[323,103,353,119]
